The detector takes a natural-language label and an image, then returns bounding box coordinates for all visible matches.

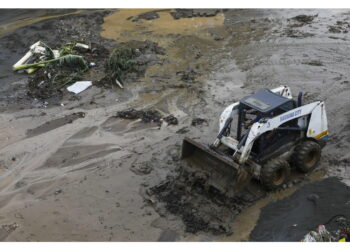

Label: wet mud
[0,8,350,241]
[26,112,85,137]
[147,170,258,235]
[250,177,350,241]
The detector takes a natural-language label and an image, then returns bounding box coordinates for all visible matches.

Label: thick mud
[250,177,350,241]
[0,9,349,241]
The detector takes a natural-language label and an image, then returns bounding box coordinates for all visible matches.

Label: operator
[244,113,262,129]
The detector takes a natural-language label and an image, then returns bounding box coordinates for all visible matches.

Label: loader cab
[237,89,298,162]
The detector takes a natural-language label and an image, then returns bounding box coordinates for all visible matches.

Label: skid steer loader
[182,86,328,195]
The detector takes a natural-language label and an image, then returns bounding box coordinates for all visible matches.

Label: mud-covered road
[0,9,349,241]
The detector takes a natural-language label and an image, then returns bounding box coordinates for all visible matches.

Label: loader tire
[293,140,321,173]
[261,159,291,190]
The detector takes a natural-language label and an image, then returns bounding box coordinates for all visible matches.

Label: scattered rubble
[163,115,178,125]
[115,108,178,126]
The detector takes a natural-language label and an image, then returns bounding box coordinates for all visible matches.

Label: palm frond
[14,54,88,72]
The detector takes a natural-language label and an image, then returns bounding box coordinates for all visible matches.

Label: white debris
[75,43,90,50]
[115,79,124,89]
[13,41,60,72]
[302,225,332,242]
[67,81,92,94]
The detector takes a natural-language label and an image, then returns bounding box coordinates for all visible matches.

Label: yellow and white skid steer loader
[182,86,328,195]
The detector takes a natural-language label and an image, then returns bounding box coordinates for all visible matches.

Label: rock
[130,163,153,175]
[163,115,178,125]
[176,127,189,134]
[54,189,62,195]
[191,118,208,126]
[307,193,320,203]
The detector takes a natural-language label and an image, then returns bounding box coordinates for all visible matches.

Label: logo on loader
[280,109,301,122]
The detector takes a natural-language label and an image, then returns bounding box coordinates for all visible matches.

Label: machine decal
[280,109,302,122]
[314,130,329,140]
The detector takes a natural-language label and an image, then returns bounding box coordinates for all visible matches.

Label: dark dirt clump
[289,14,318,26]
[328,20,350,34]
[191,118,208,126]
[133,11,160,21]
[177,69,198,83]
[115,108,178,126]
[176,127,190,134]
[115,109,162,123]
[302,60,324,66]
[250,177,350,241]
[284,29,315,38]
[163,115,178,125]
[148,167,257,235]
[170,9,221,20]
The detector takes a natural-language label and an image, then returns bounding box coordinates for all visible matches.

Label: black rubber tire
[261,159,291,190]
[293,140,321,173]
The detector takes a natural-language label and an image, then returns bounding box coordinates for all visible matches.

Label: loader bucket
[181,137,251,197]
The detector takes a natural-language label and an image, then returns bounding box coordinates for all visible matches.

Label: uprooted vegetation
[18,39,166,101]
[23,41,108,100]
[97,40,165,88]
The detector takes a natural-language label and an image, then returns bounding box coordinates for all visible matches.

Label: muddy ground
[0,9,349,241]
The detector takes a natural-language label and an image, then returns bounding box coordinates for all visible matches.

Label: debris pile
[302,217,350,242]
[98,40,165,88]
[14,39,166,102]
[13,40,105,100]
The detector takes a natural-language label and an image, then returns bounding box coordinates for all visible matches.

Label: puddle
[100,9,227,112]
[101,9,225,46]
